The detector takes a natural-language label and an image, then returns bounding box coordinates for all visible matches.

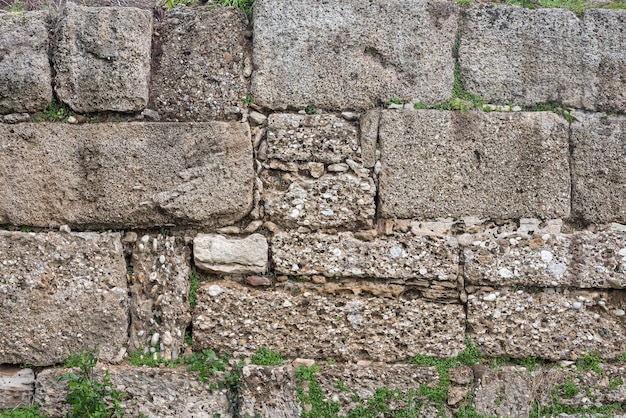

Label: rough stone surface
[252,0,458,110]
[52,3,152,113]
[150,5,250,121]
[0,122,253,228]
[378,110,570,219]
[472,366,534,418]
[464,230,626,289]
[266,114,360,163]
[193,281,466,361]
[0,11,52,114]
[0,367,34,409]
[129,234,191,362]
[571,112,626,224]
[359,109,380,168]
[0,231,128,366]
[467,287,626,361]
[271,231,459,283]
[194,233,268,275]
[261,171,376,230]
[35,366,231,418]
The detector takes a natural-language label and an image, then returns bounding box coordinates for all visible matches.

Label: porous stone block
[571,112,626,224]
[0,11,52,114]
[467,287,626,361]
[129,234,191,361]
[266,114,360,164]
[35,366,231,418]
[0,367,34,409]
[150,6,250,121]
[464,230,626,289]
[271,231,459,282]
[194,234,268,275]
[261,171,376,230]
[252,0,458,110]
[193,281,466,361]
[241,364,442,418]
[0,231,128,366]
[0,122,253,228]
[378,110,570,219]
[472,366,535,418]
[52,3,151,112]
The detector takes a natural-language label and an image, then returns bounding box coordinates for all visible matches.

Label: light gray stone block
[194,234,268,275]
[0,367,34,409]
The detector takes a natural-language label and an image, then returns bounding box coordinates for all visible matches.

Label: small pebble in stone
[208,285,222,297]
[59,225,71,233]
[141,235,150,244]
[483,293,497,302]
[246,275,271,286]
[152,239,158,252]
[159,255,166,264]
[141,108,161,121]
[572,302,582,310]
[321,209,334,216]
[150,332,160,347]
[150,347,156,353]
[498,268,513,278]
[282,300,293,308]
[374,161,381,175]
[122,232,138,243]
[293,358,315,367]
[67,116,77,124]
[327,163,349,172]
[613,309,625,317]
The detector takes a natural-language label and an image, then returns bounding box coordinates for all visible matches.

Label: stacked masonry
[0,0,625,416]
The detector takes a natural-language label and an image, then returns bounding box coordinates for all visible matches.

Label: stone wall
[1,0,625,416]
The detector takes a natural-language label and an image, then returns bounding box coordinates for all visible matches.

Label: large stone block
[0,11,52,114]
[571,112,626,224]
[0,122,253,228]
[35,366,231,418]
[150,6,250,121]
[252,0,458,110]
[193,281,466,361]
[0,367,34,409]
[52,3,152,112]
[467,287,626,361]
[194,233,268,275]
[261,171,376,230]
[271,231,459,283]
[471,366,534,418]
[128,234,191,362]
[0,231,128,366]
[378,110,570,219]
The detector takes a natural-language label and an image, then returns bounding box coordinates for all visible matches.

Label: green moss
[189,272,201,309]
[34,101,71,122]
[576,351,603,375]
[250,347,285,366]
[554,379,579,399]
[183,349,228,383]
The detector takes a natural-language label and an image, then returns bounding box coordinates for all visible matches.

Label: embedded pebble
[159,255,166,264]
[282,300,293,308]
[572,302,582,310]
[207,285,222,297]
[150,332,160,347]
[483,293,497,302]
[59,225,71,233]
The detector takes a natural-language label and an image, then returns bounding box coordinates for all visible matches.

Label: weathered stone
[129,234,191,361]
[571,112,626,223]
[194,234,268,275]
[472,366,534,418]
[52,3,151,112]
[378,110,570,219]
[150,5,250,121]
[271,230,459,282]
[252,0,458,110]
[35,366,231,418]
[266,114,359,163]
[0,231,127,366]
[193,281,466,361]
[0,367,34,409]
[467,287,626,361]
[261,171,376,230]
[0,122,253,228]
[464,230,626,289]
[0,11,52,114]
[359,110,380,168]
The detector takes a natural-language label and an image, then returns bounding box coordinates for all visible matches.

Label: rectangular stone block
[464,229,626,289]
[0,122,253,228]
[194,233,268,275]
[378,110,570,219]
[35,366,231,418]
[0,367,34,409]
[193,281,466,361]
[128,234,191,362]
[252,0,458,110]
[262,171,376,230]
[467,287,626,361]
[0,11,52,114]
[0,231,128,366]
[271,230,459,283]
[150,6,251,121]
[571,112,626,224]
[52,3,152,113]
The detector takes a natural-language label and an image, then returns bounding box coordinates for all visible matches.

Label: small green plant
[60,350,127,418]
[184,350,228,383]
[615,352,626,362]
[250,346,285,366]
[385,98,403,107]
[241,92,254,105]
[523,102,575,123]
[216,0,255,20]
[305,106,320,115]
[6,0,24,12]
[20,226,32,233]
[554,379,579,399]
[0,406,48,418]
[413,102,429,110]
[35,101,70,122]
[189,272,200,309]
[127,349,178,368]
[576,351,603,374]
[609,378,623,391]
[155,0,197,10]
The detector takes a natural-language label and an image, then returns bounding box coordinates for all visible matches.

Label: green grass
[576,351,603,374]
[128,349,179,368]
[554,379,579,399]
[0,406,48,418]
[183,349,228,383]
[34,101,71,122]
[250,347,285,366]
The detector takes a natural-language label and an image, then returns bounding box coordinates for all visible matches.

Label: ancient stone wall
[1,0,625,416]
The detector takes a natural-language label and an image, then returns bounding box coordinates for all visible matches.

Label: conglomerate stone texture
[0,231,128,366]
[0,11,52,114]
[378,110,571,219]
[252,0,458,110]
[150,5,251,121]
[52,3,152,113]
[192,280,466,361]
[0,122,253,228]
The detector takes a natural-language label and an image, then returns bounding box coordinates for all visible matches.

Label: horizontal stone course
[378,110,571,220]
[0,231,128,366]
[0,122,253,228]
